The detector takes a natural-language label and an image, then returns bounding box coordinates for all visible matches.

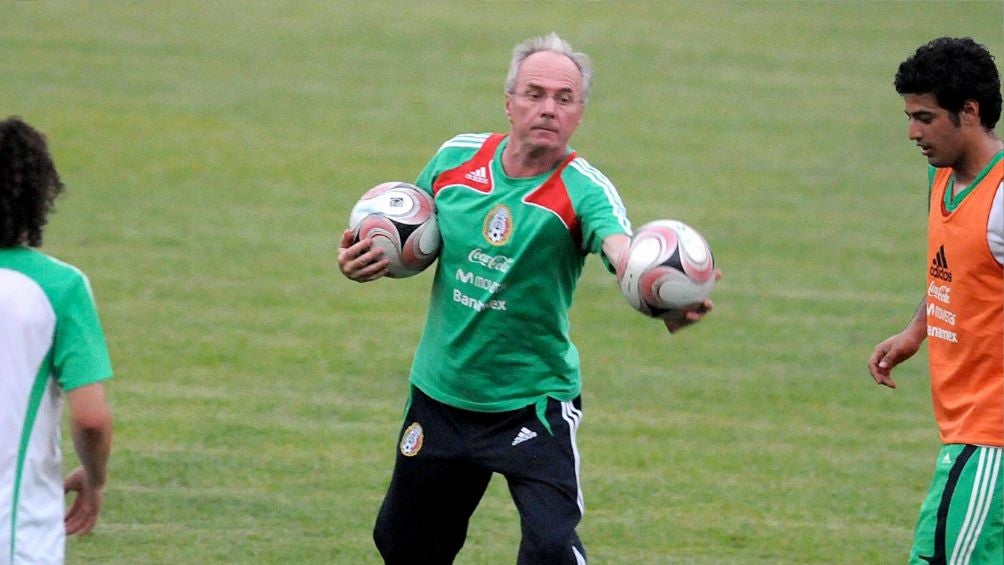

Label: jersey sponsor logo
[928,282,951,304]
[456,268,503,292]
[929,245,953,282]
[400,422,424,457]
[468,248,514,273]
[926,302,957,326]
[464,165,490,185]
[482,204,513,246]
[927,325,959,343]
[452,289,507,312]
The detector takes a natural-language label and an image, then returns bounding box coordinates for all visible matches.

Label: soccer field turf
[2,1,1001,563]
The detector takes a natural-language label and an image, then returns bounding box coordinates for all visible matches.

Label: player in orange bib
[868,37,1002,565]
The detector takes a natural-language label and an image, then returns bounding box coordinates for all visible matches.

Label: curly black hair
[895,37,1002,130]
[0,117,65,248]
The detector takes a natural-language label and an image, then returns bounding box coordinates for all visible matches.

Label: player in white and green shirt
[1,117,114,565]
[338,34,716,564]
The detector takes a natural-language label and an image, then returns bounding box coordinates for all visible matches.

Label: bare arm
[601,233,630,270]
[64,382,113,535]
[867,299,927,389]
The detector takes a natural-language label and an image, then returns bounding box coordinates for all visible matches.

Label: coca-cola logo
[927,282,951,304]
[468,248,514,273]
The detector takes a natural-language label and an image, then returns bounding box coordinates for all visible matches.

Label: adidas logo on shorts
[512,427,537,446]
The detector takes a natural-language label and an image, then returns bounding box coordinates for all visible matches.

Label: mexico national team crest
[400,422,424,457]
[483,204,513,246]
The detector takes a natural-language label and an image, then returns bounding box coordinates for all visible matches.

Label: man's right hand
[338,229,390,282]
[868,331,924,389]
[63,467,104,536]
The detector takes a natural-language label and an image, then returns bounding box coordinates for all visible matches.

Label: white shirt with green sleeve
[1,246,112,565]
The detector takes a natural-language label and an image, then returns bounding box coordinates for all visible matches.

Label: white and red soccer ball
[348,182,441,278]
[616,219,716,317]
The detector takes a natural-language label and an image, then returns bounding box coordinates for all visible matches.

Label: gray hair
[504,32,594,103]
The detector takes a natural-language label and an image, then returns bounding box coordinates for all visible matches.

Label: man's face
[902,93,965,168]
[505,50,585,155]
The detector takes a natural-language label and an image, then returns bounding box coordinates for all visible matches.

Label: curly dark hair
[0,117,65,248]
[894,37,1002,129]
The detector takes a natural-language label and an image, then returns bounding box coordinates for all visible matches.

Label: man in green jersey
[339,33,716,564]
[0,117,114,564]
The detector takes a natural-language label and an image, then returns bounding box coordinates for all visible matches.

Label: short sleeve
[52,274,113,391]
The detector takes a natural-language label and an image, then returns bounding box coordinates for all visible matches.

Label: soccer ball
[348,181,441,278]
[616,219,716,316]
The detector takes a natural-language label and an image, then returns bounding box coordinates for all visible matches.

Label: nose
[907,120,922,141]
[539,95,558,116]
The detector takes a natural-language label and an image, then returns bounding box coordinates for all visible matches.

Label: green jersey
[409,133,631,412]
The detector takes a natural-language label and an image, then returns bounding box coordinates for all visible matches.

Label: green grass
[2,1,1001,563]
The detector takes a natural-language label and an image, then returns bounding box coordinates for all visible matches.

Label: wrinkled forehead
[515,51,582,93]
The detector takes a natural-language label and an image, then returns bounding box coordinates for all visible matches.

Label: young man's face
[505,50,585,156]
[902,93,966,169]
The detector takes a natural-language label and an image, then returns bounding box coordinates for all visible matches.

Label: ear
[960,99,981,126]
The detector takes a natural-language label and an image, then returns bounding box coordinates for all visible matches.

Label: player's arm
[338,229,389,282]
[867,299,927,388]
[600,233,630,268]
[601,234,719,334]
[64,382,113,535]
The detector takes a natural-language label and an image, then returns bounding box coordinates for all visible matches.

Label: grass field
[2,1,1002,563]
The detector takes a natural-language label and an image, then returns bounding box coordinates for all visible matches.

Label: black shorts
[373,386,587,564]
